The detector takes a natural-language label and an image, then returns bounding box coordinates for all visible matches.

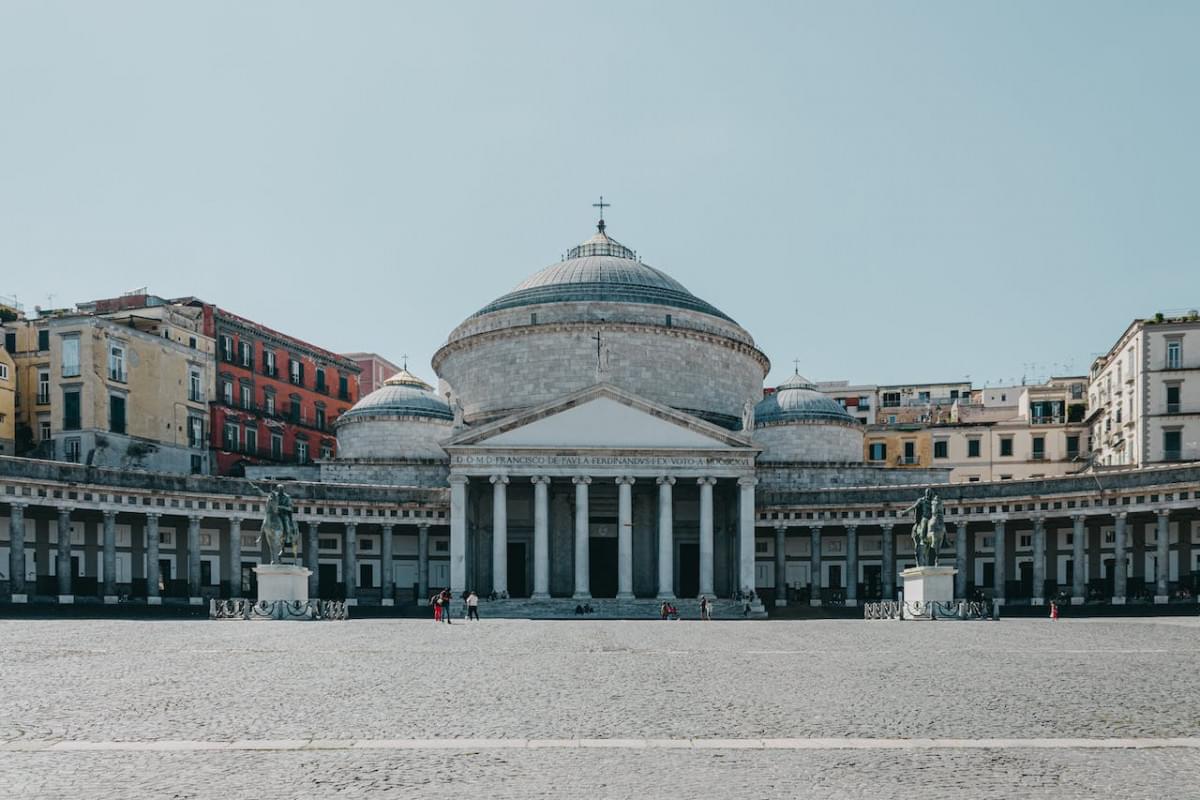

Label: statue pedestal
[900,566,956,605]
[254,564,312,619]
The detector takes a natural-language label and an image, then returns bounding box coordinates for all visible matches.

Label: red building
[342,351,403,396]
[182,300,361,476]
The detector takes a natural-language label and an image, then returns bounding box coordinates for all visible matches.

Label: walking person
[699,595,709,621]
[1049,599,1059,622]
[432,591,443,623]
[440,588,453,624]
[467,590,480,621]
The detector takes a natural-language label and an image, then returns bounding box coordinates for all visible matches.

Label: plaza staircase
[445,596,767,620]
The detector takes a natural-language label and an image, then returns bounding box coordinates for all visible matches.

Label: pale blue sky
[2,2,1197,388]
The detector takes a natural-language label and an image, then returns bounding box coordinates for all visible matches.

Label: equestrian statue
[903,487,948,567]
[253,483,300,564]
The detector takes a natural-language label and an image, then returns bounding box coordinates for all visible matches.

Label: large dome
[434,220,769,428]
[473,228,733,322]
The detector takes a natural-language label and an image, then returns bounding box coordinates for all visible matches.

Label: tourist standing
[467,590,480,621]
[699,595,709,621]
[432,591,443,623]
[1049,600,1059,621]
[440,589,453,624]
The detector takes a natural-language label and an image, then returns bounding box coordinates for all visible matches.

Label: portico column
[846,524,858,606]
[774,524,787,607]
[305,521,319,597]
[809,525,823,606]
[381,523,394,605]
[696,477,715,598]
[1071,513,1086,604]
[531,477,550,599]
[737,477,757,597]
[8,503,26,600]
[187,515,202,602]
[573,476,592,599]
[656,476,676,599]
[617,477,636,599]
[1113,512,1127,604]
[1031,516,1046,606]
[344,521,357,602]
[1154,510,1171,603]
[145,512,161,603]
[229,517,243,598]
[953,522,967,599]
[56,507,73,600]
[993,519,1006,604]
[491,476,509,596]
[881,522,895,599]
[417,523,431,602]
[102,510,118,602]
[449,475,469,595]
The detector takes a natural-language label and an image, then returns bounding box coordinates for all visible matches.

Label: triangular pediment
[446,384,755,451]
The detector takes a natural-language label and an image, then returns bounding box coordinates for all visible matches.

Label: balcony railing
[36,391,50,405]
[1030,416,1065,425]
[1163,450,1183,461]
[899,456,919,465]
[1167,403,1181,414]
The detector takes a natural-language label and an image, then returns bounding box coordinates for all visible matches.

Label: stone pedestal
[900,566,956,605]
[255,564,311,605]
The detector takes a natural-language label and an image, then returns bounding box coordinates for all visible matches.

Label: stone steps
[441,597,767,620]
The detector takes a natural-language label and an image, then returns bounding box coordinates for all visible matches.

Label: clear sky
[2,2,1197,388]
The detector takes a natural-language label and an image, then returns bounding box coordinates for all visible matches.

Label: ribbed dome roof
[755,372,857,426]
[338,369,453,423]
[472,225,733,322]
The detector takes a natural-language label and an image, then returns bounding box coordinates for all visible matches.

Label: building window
[190,455,203,475]
[1019,534,1032,548]
[315,406,326,431]
[289,358,304,386]
[320,441,333,459]
[64,437,81,463]
[4,331,16,352]
[264,392,276,416]
[270,433,283,460]
[61,336,80,377]
[882,392,900,407]
[39,420,51,441]
[109,395,126,434]
[221,380,233,405]
[108,343,126,382]
[1032,436,1045,460]
[239,341,253,367]
[38,329,50,351]
[1163,430,1182,461]
[319,537,338,550]
[189,369,203,403]
[1166,384,1180,414]
[315,368,327,393]
[223,423,240,452]
[933,440,948,459]
[63,390,81,430]
[188,417,204,449]
[0,363,6,381]
[37,370,50,404]
[220,335,234,362]
[999,437,1013,457]
[887,415,897,425]
[967,476,981,482]
[967,438,981,458]
[245,426,257,455]
[857,395,871,410]
[868,442,887,461]
[290,397,302,423]
[902,441,916,465]
[240,383,252,410]
[297,440,309,464]
[338,374,350,400]
[1066,435,1080,459]
[188,336,197,349]
[263,349,277,377]
[1166,340,1181,370]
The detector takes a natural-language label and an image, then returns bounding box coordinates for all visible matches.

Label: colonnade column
[381,523,394,605]
[417,523,431,603]
[1113,512,1127,604]
[187,515,202,602]
[809,525,822,606]
[881,523,895,600]
[102,510,118,602]
[737,477,757,597]
[343,522,357,602]
[1155,510,1170,604]
[573,476,591,600]
[697,477,715,599]
[491,476,509,596]
[146,512,161,604]
[846,524,858,607]
[1031,516,1046,606]
[774,524,787,607]
[8,503,26,601]
[531,477,550,599]
[993,519,1006,604]
[449,475,468,595]
[616,477,636,599]
[953,522,967,599]
[1071,513,1087,604]
[56,507,72,600]
[305,521,319,598]
[229,517,243,598]
[656,477,675,600]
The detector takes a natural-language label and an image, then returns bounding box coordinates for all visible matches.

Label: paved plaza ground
[2,617,1199,798]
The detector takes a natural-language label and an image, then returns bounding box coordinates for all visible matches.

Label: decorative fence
[210,599,350,621]
[863,600,993,621]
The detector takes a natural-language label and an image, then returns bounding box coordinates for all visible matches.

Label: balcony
[108,368,127,383]
[188,391,206,404]
[898,456,919,466]
[36,391,50,405]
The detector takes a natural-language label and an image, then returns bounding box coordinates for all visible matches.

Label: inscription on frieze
[451,454,755,469]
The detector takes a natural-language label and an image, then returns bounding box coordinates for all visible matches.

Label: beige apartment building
[1088,313,1200,467]
[1,308,216,473]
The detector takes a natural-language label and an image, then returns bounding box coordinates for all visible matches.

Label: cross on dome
[592,195,610,232]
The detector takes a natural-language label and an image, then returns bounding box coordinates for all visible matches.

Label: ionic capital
[656,476,676,487]
[572,475,592,486]
[696,476,717,486]
[615,476,637,486]
[530,475,551,486]
[490,474,510,485]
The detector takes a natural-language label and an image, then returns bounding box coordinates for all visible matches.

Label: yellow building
[0,344,14,455]
[2,310,215,473]
[863,424,932,468]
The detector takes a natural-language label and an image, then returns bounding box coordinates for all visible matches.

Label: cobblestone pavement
[2,617,1199,798]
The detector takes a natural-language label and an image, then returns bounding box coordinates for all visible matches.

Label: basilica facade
[1,221,1198,615]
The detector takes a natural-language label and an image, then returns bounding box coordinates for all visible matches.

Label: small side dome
[338,368,453,423]
[755,373,858,425]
